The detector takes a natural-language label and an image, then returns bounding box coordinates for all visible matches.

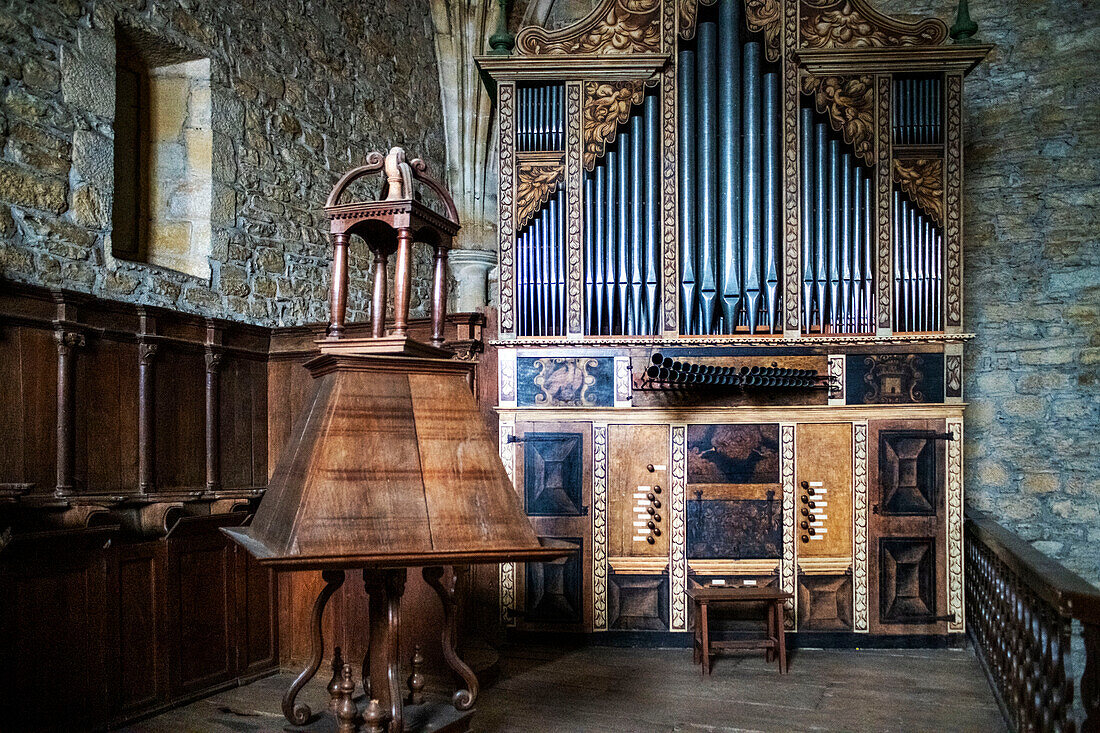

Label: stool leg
[766,601,775,663]
[693,602,701,665]
[701,601,710,676]
[775,601,788,674]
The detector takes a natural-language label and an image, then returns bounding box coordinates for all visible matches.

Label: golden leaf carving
[800,0,947,49]
[516,0,661,55]
[516,158,565,230]
[679,0,700,40]
[801,74,875,166]
[893,158,944,225]
[583,80,645,170]
[746,0,782,62]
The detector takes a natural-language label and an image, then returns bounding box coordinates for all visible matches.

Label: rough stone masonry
[0,0,446,324]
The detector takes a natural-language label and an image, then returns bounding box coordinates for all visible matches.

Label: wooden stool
[688,585,793,675]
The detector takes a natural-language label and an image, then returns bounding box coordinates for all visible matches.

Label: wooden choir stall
[476,0,989,646]
[225,148,571,733]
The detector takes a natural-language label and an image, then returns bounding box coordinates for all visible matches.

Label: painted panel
[516,356,614,407]
[798,574,854,631]
[687,424,780,484]
[608,572,670,631]
[525,537,585,625]
[846,352,945,405]
[686,495,781,559]
[879,537,937,624]
[795,423,853,558]
[523,432,584,516]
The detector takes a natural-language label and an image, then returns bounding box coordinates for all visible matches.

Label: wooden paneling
[109,541,167,715]
[76,337,140,493]
[795,423,853,558]
[0,324,57,492]
[219,354,268,489]
[609,424,670,558]
[155,347,206,490]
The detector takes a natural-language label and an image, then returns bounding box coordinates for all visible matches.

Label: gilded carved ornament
[800,0,948,48]
[516,158,565,230]
[893,158,944,226]
[801,74,875,166]
[583,80,645,170]
[678,0,781,63]
[516,0,661,55]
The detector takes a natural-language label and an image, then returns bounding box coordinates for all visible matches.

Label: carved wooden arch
[679,0,782,64]
[799,0,948,49]
[515,0,662,55]
[325,152,459,225]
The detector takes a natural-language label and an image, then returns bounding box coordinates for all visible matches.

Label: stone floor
[121,644,1006,732]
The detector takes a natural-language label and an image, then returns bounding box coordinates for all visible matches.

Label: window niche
[112,27,213,280]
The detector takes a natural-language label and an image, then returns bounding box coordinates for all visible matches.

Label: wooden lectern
[225,148,572,732]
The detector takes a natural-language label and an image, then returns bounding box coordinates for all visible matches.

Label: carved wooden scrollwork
[801,74,875,166]
[800,0,948,49]
[679,0,779,60]
[746,0,782,62]
[893,158,944,225]
[516,158,565,230]
[516,0,661,55]
[583,80,645,170]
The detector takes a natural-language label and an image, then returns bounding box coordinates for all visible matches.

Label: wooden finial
[407,644,425,705]
[335,664,359,733]
[363,698,386,733]
[327,646,345,711]
[383,147,412,201]
[488,0,514,55]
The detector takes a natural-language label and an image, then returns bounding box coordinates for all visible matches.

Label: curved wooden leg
[365,568,407,733]
[283,569,345,726]
[423,565,479,711]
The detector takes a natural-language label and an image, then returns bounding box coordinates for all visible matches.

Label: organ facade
[477,0,990,640]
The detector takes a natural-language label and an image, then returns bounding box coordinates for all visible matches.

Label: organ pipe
[717,0,742,332]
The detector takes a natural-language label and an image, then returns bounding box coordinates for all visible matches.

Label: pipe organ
[478,0,989,642]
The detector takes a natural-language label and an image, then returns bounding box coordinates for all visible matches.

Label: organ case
[479,0,987,641]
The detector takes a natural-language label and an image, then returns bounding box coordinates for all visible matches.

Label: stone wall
[0,0,445,324]
[875,0,1099,586]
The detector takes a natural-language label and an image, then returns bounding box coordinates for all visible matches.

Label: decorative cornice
[893,158,944,225]
[583,80,645,170]
[516,0,662,55]
[515,157,565,230]
[799,0,948,49]
[490,332,974,347]
[801,73,875,166]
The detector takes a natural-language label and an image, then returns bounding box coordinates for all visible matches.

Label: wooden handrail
[965,509,1100,732]
[967,509,1100,625]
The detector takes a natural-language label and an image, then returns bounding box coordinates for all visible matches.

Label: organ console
[479,0,989,640]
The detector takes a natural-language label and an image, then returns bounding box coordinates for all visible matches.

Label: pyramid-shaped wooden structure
[226,350,568,569]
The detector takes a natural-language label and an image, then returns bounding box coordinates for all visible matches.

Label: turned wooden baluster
[406,645,425,705]
[431,244,449,348]
[393,228,413,338]
[371,245,390,339]
[423,566,478,710]
[283,569,345,726]
[327,646,346,711]
[329,232,350,338]
[335,664,359,733]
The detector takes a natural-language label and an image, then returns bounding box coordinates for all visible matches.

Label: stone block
[72,129,114,190]
[0,162,67,213]
[71,184,111,229]
[60,46,113,118]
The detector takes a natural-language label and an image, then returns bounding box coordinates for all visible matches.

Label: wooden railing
[966,510,1100,732]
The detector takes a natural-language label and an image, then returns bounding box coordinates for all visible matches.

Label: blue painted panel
[687,498,782,559]
[846,352,945,404]
[516,357,614,407]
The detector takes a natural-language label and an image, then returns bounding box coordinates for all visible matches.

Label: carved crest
[516,157,565,230]
[801,74,875,166]
[893,158,944,226]
[862,354,924,403]
[800,0,947,49]
[516,0,661,55]
[583,80,645,169]
[533,357,601,406]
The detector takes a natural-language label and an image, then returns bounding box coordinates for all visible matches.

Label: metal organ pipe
[678,46,698,334]
[800,107,815,332]
[630,112,644,335]
[742,37,763,333]
[696,17,718,334]
[644,92,661,334]
[763,68,781,333]
[717,0,742,332]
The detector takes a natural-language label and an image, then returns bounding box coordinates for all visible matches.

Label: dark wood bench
[688,584,793,676]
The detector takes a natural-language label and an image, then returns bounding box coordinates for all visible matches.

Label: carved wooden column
[329,232,350,338]
[138,335,158,493]
[54,329,84,496]
[393,228,414,337]
[364,568,408,731]
[371,246,389,338]
[205,350,222,491]
[431,244,449,347]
